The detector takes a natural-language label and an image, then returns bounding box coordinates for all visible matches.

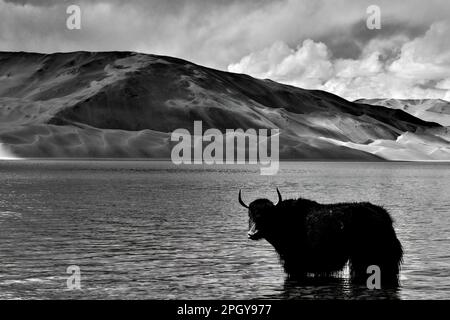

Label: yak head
[239,188,282,240]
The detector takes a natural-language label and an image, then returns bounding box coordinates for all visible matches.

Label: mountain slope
[0,51,448,160]
[355,98,450,127]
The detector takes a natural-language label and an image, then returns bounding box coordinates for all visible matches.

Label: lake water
[0,160,449,300]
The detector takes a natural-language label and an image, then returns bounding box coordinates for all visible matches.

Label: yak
[239,189,403,286]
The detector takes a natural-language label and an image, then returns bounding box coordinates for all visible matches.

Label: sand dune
[0,123,171,158]
[0,51,447,161]
[320,131,450,161]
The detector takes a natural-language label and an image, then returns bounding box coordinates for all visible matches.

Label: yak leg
[349,230,403,287]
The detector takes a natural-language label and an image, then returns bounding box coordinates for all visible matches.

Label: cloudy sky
[1,0,450,100]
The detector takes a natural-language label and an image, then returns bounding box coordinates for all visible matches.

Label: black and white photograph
[0,0,449,307]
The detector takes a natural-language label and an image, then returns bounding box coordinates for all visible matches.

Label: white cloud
[437,79,450,90]
[334,51,382,78]
[228,21,450,101]
[228,40,333,88]
[389,21,450,80]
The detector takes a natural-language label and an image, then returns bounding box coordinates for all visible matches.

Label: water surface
[0,161,448,299]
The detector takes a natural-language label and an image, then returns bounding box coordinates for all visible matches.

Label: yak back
[268,199,395,272]
[275,199,394,231]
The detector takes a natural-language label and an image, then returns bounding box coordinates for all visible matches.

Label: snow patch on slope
[319,132,450,161]
[0,142,21,160]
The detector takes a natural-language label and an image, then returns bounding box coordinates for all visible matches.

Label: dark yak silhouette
[239,189,403,286]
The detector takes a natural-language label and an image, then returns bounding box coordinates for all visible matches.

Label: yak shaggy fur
[241,191,403,286]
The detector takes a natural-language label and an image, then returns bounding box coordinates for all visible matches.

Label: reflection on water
[0,160,449,299]
[262,278,400,300]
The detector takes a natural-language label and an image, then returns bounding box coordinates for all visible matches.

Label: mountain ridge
[0,51,449,161]
[355,98,450,127]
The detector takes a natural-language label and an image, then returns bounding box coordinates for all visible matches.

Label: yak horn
[239,190,249,209]
[276,188,282,205]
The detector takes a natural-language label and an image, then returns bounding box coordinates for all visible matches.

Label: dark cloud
[3,0,69,6]
[3,0,276,10]
[1,0,450,99]
[0,0,449,71]
[317,19,429,60]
